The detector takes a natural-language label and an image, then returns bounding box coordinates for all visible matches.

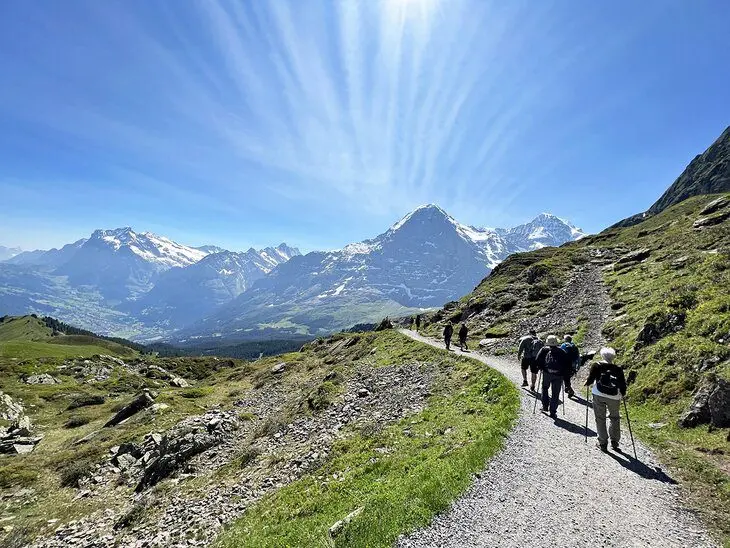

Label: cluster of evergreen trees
[41,316,148,352]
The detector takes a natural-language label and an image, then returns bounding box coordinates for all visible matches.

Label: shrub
[59,460,92,488]
[180,388,207,399]
[64,415,91,429]
[67,394,105,410]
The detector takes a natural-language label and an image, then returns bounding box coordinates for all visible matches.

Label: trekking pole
[623,398,638,460]
[584,385,589,443]
[532,370,542,414]
[561,382,566,416]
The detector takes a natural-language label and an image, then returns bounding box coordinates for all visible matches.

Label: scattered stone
[357,388,370,398]
[104,391,156,428]
[271,363,287,374]
[329,506,364,538]
[24,373,60,385]
[648,422,667,429]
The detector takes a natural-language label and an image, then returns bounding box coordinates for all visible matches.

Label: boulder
[693,210,730,229]
[635,312,685,348]
[104,391,156,428]
[616,248,651,265]
[0,392,24,421]
[24,373,60,385]
[170,377,189,388]
[700,196,730,215]
[708,378,730,428]
[679,378,730,428]
[271,363,287,375]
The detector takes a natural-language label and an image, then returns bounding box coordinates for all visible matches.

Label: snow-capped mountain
[0,246,23,261]
[125,244,301,329]
[51,228,210,300]
[181,205,585,341]
[497,213,585,251]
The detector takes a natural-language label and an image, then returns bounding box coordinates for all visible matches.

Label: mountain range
[175,207,584,342]
[0,211,582,342]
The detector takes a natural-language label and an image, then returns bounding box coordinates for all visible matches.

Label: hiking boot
[611,441,620,451]
[567,390,575,398]
[549,412,557,419]
[597,442,608,453]
[530,385,535,392]
[521,380,528,387]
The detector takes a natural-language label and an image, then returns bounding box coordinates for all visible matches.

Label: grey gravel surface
[397,330,717,548]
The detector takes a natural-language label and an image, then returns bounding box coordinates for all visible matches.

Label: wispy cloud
[2,0,714,249]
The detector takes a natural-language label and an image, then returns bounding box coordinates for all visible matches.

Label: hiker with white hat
[535,335,571,418]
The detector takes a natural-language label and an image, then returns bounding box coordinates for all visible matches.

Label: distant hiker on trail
[459,323,468,351]
[517,329,543,390]
[585,347,627,452]
[560,335,580,398]
[535,335,571,418]
[415,314,421,332]
[443,322,454,351]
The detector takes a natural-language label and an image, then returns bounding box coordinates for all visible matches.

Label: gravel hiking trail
[397,330,717,548]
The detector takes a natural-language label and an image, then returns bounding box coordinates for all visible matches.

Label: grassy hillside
[1,330,518,547]
[0,315,137,359]
[421,193,730,544]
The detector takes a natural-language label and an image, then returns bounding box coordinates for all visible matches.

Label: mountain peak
[390,204,454,232]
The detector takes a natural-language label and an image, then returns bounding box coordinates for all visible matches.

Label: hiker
[443,322,454,350]
[458,323,468,351]
[535,335,571,418]
[560,335,580,398]
[585,347,627,452]
[415,314,421,332]
[517,329,543,390]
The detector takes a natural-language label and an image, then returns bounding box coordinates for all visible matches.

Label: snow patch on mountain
[90,228,207,268]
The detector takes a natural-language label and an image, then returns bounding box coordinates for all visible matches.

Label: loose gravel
[397,330,717,548]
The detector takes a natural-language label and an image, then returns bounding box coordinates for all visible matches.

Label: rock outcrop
[679,378,730,428]
[104,391,156,428]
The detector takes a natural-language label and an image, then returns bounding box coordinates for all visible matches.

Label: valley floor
[397,330,716,548]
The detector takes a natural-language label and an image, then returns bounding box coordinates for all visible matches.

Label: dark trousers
[564,374,574,394]
[459,337,467,350]
[541,372,563,414]
[445,336,451,349]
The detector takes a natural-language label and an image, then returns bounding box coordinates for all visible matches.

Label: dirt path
[397,330,716,548]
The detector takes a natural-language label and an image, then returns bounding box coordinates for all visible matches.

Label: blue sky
[1,0,729,252]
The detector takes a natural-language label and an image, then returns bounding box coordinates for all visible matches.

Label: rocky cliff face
[614,126,730,228]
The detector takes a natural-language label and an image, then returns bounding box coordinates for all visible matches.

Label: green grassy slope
[0,316,136,358]
[217,332,518,548]
[1,330,518,547]
[421,193,730,544]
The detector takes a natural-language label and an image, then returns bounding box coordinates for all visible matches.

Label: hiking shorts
[521,356,538,374]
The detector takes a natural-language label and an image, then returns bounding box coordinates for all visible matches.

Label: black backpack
[596,363,620,396]
[543,348,562,374]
